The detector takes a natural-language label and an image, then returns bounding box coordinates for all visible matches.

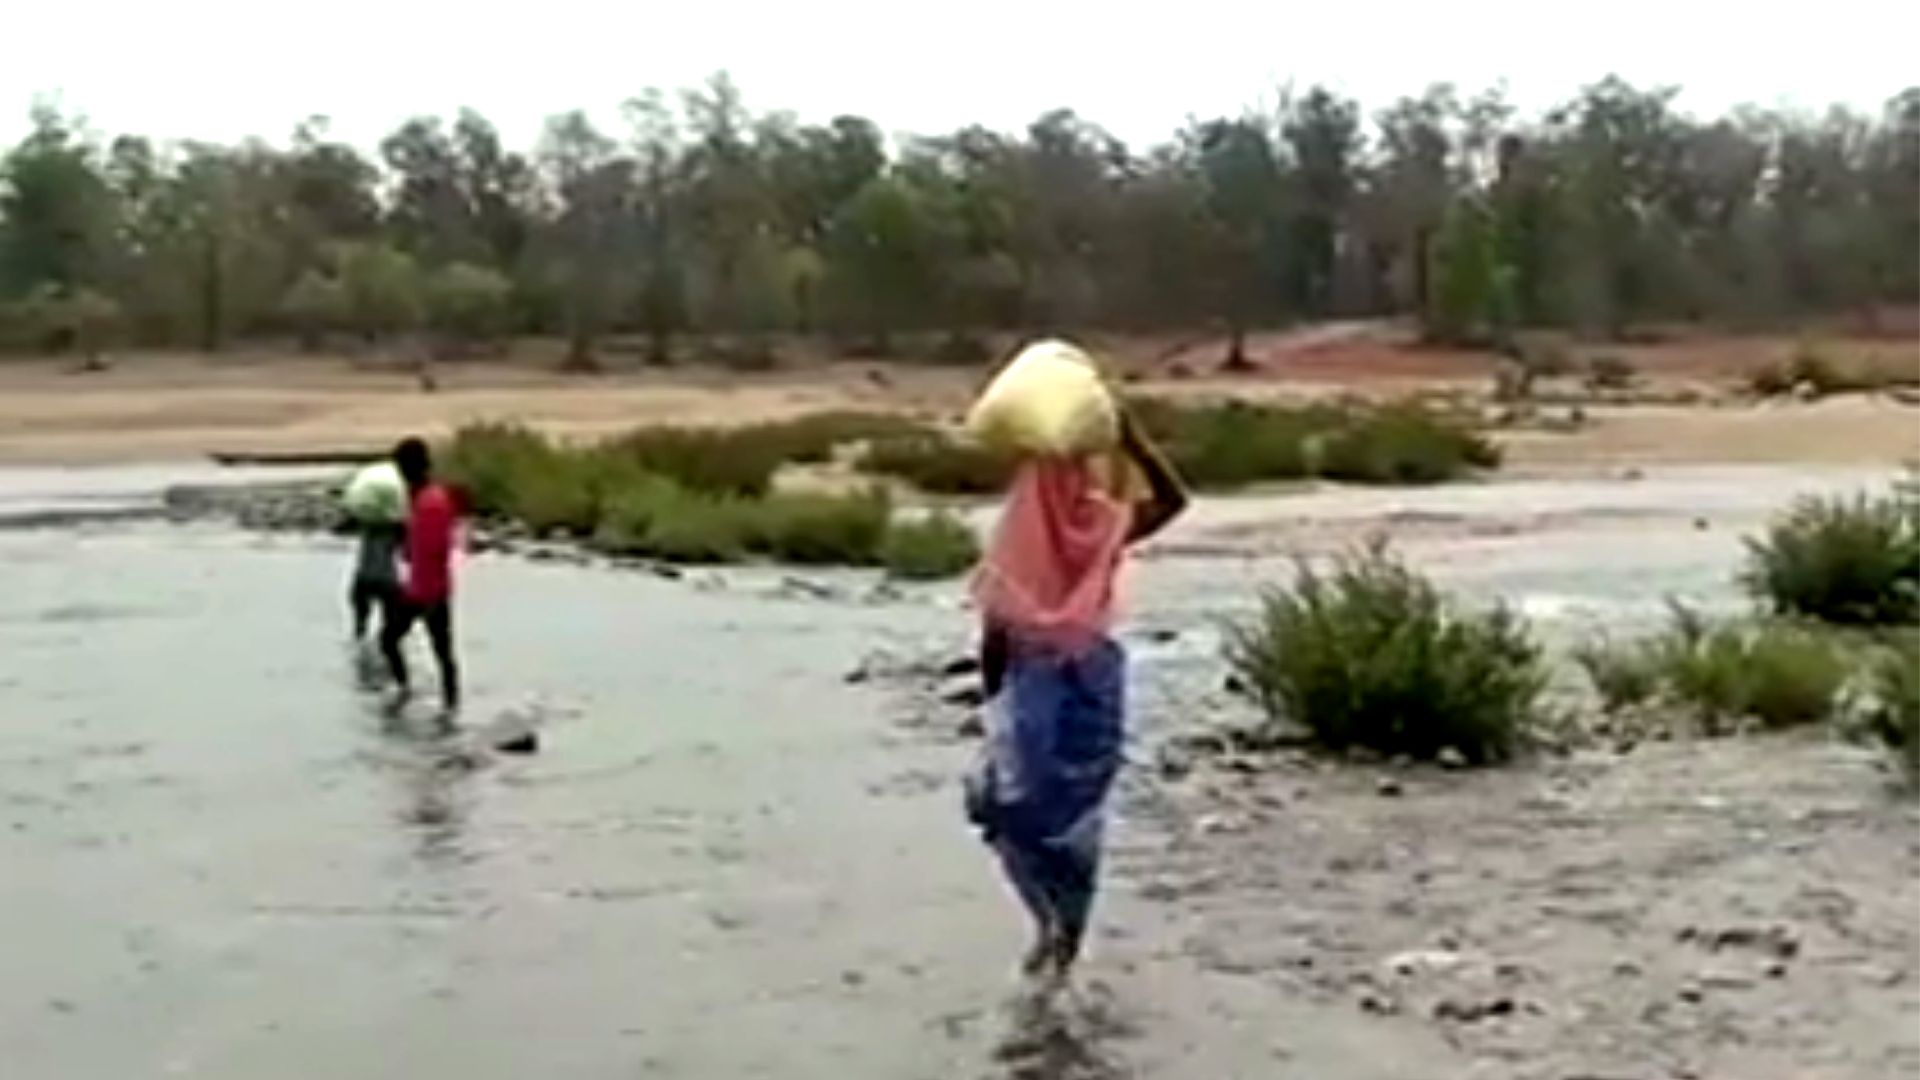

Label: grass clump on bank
[1223,543,1543,764]
[1572,633,1665,713]
[1659,615,1851,733]
[1129,398,1499,489]
[853,398,1501,497]
[1319,403,1503,485]
[859,434,1016,495]
[1576,607,1852,734]
[439,422,973,575]
[1743,484,1920,627]
[1865,634,1920,782]
[1749,342,1920,399]
[879,511,981,580]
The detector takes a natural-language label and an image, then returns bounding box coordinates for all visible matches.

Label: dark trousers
[380,596,460,709]
[349,577,399,640]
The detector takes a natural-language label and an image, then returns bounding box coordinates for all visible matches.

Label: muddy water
[0,464,1909,1079]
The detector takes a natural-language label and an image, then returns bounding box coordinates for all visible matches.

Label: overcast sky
[9,0,1915,151]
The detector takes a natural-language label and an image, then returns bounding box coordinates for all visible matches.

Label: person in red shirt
[380,437,461,713]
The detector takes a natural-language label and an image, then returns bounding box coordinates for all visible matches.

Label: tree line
[1,75,1915,368]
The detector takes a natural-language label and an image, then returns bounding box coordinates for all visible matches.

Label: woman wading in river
[967,413,1187,985]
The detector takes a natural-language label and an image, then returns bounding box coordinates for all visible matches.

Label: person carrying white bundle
[341,461,407,643]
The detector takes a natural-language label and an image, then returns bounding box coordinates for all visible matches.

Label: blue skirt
[966,636,1125,941]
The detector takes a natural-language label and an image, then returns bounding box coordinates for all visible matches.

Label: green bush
[1748,343,1918,398]
[745,411,930,465]
[1223,544,1544,763]
[593,474,895,567]
[591,473,689,554]
[641,496,754,563]
[607,427,785,497]
[1657,614,1850,733]
[880,511,981,580]
[1573,634,1664,712]
[1320,404,1502,485]
[424,261,514,343]
[439,425,654,536]
[860,434,1016,495]
[1866,635,1920,782]
[439,423,558,518]
[1585,354,1637,391]
[1134,399,1323,488]
[1743,487,1920,627]
[747,488,892,565]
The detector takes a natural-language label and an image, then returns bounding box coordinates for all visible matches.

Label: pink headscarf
[972,457,1132,653]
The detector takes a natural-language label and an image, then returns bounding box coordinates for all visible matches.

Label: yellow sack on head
[965,339,1119,456]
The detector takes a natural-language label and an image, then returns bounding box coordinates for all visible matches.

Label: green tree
[0,106,117,300]
[1279,86,1362,316]
[622,90,689,364]
[1427,196,1511,345]
[278,269,349,350]
[337,241,422,340]
[823,171,957,354]
[381,110,534,268]
[424,261,513,349]
[1191,116,1286,367]
[535,110,630,371]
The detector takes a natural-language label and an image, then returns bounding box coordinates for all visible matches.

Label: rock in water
[493,731,538,755]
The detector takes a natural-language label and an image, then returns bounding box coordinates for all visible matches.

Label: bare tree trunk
[1412,226,1432,314]
[1221,323,1256,372]
[561,325,600,373]
[646,323,672,366]
[199,238,225,354]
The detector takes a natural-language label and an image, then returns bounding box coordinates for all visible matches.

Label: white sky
[8,0,1916,152]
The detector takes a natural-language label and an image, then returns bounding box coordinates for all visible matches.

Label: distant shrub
[424,261,514,344]
[1124,398,1499,489]
[1585,354,1637,391]
[1865,634,1920,783]
[1223,544,1544,764]
[1743,487,1920,627]
[1749,362,1796,397]
[748,489,892,565]
[881,511,981,580]
[608,427,785,497]
[1656,612,1851,733]
[641,496,754,563]
[1319,404,1502,485]
[507,455,600,535]
[1748,342,1917,398]
[593,474,894,566]
[439,422,559,518]
[745,411,929,465]
[1573,634,1664,712]
[1515,332,1575,378]
[860,434,1016,495]
[447,419,937,569]
[928,332,993,366]
[1787,341,1845,395]
[591,474,689,554]
[1130,398,1323,488]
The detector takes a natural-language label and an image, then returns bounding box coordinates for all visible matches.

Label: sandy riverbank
[1,351,1916,468]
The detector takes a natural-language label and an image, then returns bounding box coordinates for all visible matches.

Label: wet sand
[1,467,1916,1078]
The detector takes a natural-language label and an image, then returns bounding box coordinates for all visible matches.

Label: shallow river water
[0,463,1906,1079]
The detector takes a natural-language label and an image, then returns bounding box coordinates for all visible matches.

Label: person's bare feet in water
[1021,933,1054,979]
[1049,933,1082,984]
